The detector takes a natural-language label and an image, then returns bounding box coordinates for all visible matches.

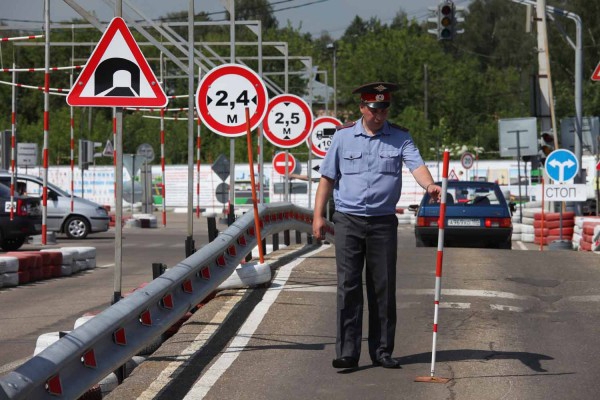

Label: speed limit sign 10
[196,64,268,137]
[308,116,342,158]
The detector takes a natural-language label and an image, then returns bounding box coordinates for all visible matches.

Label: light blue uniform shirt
[319,118,425,216]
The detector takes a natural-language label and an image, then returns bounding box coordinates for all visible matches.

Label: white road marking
[137,291,246,400]
[490,304,524,312]
[182,245,330,400]
[440,302,471,309]
[399,288,534,301]
[516,241,528,250]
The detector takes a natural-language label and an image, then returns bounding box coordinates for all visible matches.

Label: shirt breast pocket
[378,150,400,174]
[341,151,363,174]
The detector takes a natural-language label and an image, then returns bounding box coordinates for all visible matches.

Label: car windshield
[425,183,504,206]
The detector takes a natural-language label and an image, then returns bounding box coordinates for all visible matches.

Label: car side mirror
[48,190,58,201]
[408,204,419,213]
[509,202,517,213]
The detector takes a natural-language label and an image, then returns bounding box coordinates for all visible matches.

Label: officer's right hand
[312,216,327,240]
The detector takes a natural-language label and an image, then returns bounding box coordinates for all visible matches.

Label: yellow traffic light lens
[441,17,451,27]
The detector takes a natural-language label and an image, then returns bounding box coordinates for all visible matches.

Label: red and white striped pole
[160,107,166,226]
[416,148,451,384]
[69,74,75,212]
[41,0,50,245]
[9,63,16,220]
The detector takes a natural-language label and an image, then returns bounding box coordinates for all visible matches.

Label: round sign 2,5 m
[263,94,313,148]
[196,64,268,137]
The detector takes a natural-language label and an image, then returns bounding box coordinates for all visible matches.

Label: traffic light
[438,1,455,40]
[539,132,555,165]
[78,139,89,170]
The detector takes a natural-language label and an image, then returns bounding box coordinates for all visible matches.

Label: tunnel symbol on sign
[94,58,140,97]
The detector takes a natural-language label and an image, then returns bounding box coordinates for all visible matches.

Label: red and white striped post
[160,108,166,226]
[41,1,50,245]
[9,63,16,220]
[416,148,451,384]
[69,74,75,212]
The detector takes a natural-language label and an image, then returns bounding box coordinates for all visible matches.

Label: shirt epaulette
[336,121,357,131]
[389,122,409,132]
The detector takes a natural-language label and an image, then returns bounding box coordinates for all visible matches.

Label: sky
[0,0,472,39]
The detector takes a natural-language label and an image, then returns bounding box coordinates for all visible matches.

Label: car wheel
[1,236,25,251]
[65,216,90,239]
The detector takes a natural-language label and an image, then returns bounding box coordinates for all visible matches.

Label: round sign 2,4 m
[263,94,313,148]
[196,64,268,137]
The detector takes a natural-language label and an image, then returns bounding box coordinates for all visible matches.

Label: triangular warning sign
[592,62,600,81]
[448,169,460,181]
[66,17,167,108]
[103,140,114,157]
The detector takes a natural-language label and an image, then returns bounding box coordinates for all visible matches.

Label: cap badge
[374,84,387,92]
[375,94,385,101]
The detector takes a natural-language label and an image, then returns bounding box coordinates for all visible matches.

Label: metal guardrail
[0,202,334,400]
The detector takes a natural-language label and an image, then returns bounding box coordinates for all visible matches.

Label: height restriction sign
[196,64,268,137]
[308,116,342,158]
[263,94,313,148]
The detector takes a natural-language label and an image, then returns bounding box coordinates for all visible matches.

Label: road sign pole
[113,107,123,305]
[285,150,290,202]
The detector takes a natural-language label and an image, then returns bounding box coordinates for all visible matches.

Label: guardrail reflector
[182,279,193,293]
[45,374,62,395]
[200,266,211,280]
[161,294,174,309]
[227,245,237,256]
[139,310,152,326]
[247,227,255,236]
[113,328,127,345]
[216,254,226,267]
[81,349,97,368]
[237,235,247,246]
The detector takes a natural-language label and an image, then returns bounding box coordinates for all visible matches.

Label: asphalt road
[104,226,600,400]
[3,217,600,400]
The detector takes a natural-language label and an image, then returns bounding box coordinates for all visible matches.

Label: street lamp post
[327,43,337,118]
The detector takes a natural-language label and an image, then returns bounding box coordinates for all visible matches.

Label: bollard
[284,230,290,246]
[272,233,279,251]
[296,231,302,244]
[152,263,167,279]
[207,216,218,242]
[185,237,195,257]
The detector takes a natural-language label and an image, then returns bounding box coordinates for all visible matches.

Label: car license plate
[447,219,480,227]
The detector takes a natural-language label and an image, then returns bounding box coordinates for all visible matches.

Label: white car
[0,172,110,239]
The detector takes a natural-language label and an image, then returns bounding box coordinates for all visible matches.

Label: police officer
[313,82,441,369]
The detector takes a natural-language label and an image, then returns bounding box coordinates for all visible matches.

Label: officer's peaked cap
[352,82,399,109]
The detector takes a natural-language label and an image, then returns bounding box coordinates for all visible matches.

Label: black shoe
[332,357,358,369]
[373,356,401,369]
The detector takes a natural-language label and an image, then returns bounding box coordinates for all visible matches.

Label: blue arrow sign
[545,149,578,182]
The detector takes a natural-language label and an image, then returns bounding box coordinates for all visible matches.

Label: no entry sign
[196,64,268,137]
[263,94,313,148]
[308,116,342,158]
[272,152,296,176]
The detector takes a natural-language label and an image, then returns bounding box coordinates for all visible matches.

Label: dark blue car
[413,181,515,249]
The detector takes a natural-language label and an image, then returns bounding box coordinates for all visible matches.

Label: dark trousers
[333,212,398,362]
